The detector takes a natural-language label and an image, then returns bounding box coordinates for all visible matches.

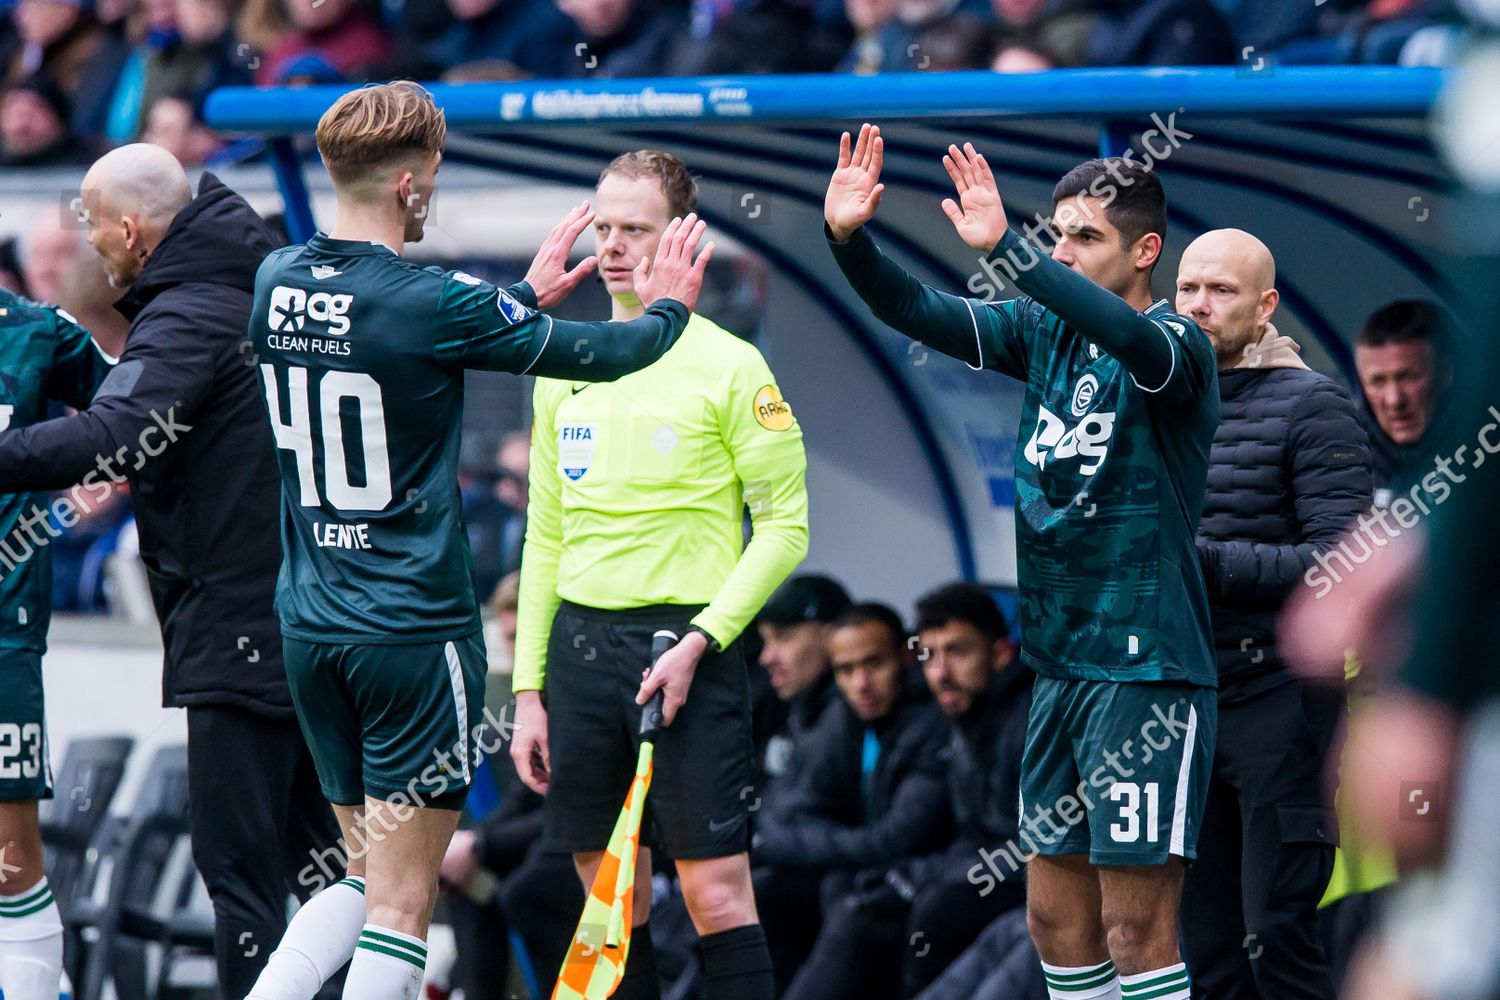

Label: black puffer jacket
[0,174,290,715]
[754,671,952,869]
[1195,337,1371,699]
[905,664,1033,885]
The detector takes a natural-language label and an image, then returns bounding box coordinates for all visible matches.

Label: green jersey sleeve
[689,348,810,647]
[46,306,111,409]
[430,268,691,381]
[827,225,1029,379]
[512,380,565,693]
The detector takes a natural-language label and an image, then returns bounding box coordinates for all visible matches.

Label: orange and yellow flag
[552,743,656,1000]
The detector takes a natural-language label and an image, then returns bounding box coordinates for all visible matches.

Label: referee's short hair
[914,582,1009,644]
[829,602,908,653]
[599,150,698,220]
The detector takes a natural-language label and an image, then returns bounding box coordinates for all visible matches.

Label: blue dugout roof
[203,68,1456,598]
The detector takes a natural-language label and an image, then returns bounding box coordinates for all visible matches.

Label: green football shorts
[0,649,51,801]
[1019,675,1216,867]
[284,632,487,812]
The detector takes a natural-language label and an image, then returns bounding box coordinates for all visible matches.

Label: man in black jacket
[0,144,340,997]
[901,582,1032,996]
[1176,229,1371,998]
[755,602,951,1000]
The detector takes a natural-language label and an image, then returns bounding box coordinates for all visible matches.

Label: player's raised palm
[825,123,886,242]
[941,142,1008,253]
[635,213,714,314]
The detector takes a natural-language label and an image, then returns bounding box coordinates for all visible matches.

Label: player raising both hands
[826,123,1219,1000]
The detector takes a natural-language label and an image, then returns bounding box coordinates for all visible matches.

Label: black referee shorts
[542,601,754,861]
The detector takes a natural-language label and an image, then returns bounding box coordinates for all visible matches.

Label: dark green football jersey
[830,227,1219,687]
[0,289,111,651]
[249,234,688,644]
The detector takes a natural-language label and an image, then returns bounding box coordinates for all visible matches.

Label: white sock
[0,878,64,1000]
[1042,958,1121,999]
[1119,962,1190,1000]
[244,876,366,1000]
[342,924,426,1000]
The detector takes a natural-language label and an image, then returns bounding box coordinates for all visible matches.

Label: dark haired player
[824,124,1218,1000]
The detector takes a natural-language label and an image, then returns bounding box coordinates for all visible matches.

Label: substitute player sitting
[510,149,809,1000]
[241,83,712,1000]
[824,125,1218,1000]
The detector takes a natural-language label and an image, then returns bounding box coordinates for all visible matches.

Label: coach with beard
[0,144,341,998]
[1174,228,1370,998]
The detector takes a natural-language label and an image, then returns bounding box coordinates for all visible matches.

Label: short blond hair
[316,81,446,191]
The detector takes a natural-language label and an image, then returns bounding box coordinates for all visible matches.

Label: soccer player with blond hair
[241,82,712,1000]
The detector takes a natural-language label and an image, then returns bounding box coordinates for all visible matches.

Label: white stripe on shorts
[444,641,471,785]
[1169,704,1199,856]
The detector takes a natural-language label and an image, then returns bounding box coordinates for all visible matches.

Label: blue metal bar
[205,67,1444,135]
[266,137,316,241]
[1098,121,1135,159]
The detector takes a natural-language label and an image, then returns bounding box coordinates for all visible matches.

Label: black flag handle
[641,630,678,741]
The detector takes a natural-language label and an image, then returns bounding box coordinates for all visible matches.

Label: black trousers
[497,848,585,998]
[1181,679,1343,999]
[186,704,343,999]
[781,873,1025,1000]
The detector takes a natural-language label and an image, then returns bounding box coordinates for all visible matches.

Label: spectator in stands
[20,212,82,306]
[70,0,136,141]
[1085,0,1233,66]
[556,0,688,76]
[51,221,127,356]
[668,0,848,76]
[137,0,249,135]
[1354,299,1453,506]
[2,0,103,93]
[756,603,952,1000]
[838,0,898,72]
[990,0,1096,66]
[438,574,581,1000]
[426,0,582,80]
[467,429,530,603]
[255,0,392,85]
[851,0,983,71]
[0,72,83,164]
[909,13,990,69]
[1177,229,1370,997]
[140,93,223,165]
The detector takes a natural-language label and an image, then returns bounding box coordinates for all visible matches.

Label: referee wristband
[688,625,721,652]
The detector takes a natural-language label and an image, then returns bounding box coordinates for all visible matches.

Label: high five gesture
[941,141,1008,253]
[825,123,886,241]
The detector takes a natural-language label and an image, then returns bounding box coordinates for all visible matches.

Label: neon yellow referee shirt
[513,313,809,692]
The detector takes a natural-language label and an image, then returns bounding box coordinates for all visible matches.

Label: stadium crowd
[0,0,1473,170]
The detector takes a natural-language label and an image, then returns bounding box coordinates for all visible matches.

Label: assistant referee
[510,150,808,1000]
